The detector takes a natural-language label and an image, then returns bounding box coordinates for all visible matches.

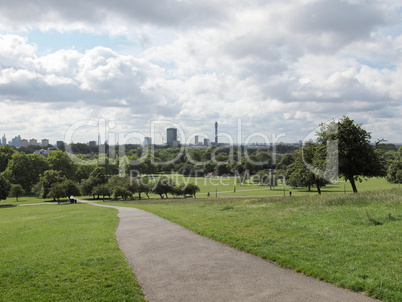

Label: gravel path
[87,201,377,302]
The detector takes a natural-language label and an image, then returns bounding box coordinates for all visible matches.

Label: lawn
[0,204,145,301]
[104,189,402,302]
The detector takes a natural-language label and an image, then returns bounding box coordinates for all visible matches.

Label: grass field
[104,189,402,301]
[0,204,145,301]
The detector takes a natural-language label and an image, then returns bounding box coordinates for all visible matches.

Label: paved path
[87,201,377,302]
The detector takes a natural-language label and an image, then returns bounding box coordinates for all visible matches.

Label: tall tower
[215,121,218,144]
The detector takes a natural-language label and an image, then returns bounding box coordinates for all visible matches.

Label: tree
[47,150,76,180]
[317,117,386,193]
[3,152,35,191]
[137,176,152,199]
[0,174,11,201]
[80,167,108,198]
[92,184,111,201]
[27,154,50,185]
[9,184,25,202]
[63,179,81,198]
[0,145,15,173]
[152,177,175,199]
[386,160,402,184]
[182,183,200,198]
[36,170,66,199]
[48,183,66,203]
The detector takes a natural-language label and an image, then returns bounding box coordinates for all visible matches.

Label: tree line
[0,116,401,201]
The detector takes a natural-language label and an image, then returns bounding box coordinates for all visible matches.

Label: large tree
[3,152,35,191]
[0,145,15,173]
[35,170,66,199]
[47,150,76,180]
[317,116,386,193]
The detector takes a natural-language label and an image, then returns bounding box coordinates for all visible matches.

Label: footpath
[86,201,377,302]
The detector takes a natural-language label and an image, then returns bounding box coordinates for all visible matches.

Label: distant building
[20,139,28,148]
[204,138,210,146]
[29,139,38,146]
[1,134,6,145]
[10,135,21,148]
[215,121,218,144]
[42,139,49,147]
[34,149,54,157]
[144,137,152,147]
[56,141,64,147]
[167,128,178,147]
[195,135,199,145]
[88,141,97,146]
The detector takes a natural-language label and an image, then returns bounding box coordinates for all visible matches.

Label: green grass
[104,189,402,301]
[0,204,145,302]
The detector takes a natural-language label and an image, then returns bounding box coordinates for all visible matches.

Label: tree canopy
[317,116,385,193]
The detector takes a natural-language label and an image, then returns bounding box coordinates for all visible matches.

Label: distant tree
[27,154,50,185]
[9,184,25,202]
[48,183,66,203]
[0,145,16,173]
[3,152,35,191]
[92,184,111,201]
[63,179,81,198]
[152,177,175,199]
[182,183,200,198]
[137,176,152,199]
[317,117,386,193]
[47,150,76,180]
[386,160,402,184]
[36,170,66,199]
[80,167,108,198]
[0,174,11,201]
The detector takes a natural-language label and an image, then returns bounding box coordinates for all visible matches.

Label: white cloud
[0,1,402,143]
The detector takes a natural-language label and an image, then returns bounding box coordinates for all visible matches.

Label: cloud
[0,1,402,143]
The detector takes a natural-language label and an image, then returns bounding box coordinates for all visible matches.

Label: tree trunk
[349,178,358,193]
[316,183,321,195]
[138,193,142,200]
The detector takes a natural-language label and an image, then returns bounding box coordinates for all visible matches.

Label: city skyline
[0,2,401,144]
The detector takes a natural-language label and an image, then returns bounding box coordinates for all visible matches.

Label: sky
[0,0,401,146]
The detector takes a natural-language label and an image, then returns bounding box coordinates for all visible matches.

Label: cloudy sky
[0,0,401,145]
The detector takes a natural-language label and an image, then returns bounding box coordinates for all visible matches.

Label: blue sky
[0,0,401,145]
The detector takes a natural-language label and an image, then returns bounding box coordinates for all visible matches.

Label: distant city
[1,121,306,150]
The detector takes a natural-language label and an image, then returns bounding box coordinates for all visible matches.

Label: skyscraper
[1,134,5,145]
[166,128,178,147]
[195,135,199,145]
[215,121,218,144]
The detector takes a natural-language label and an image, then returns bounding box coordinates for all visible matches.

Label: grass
[103,189,402,301]
[0,204,145,302]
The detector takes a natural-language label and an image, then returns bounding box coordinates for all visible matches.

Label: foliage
[63,179,81,197]
[0,173,11,201]
[317,116,386,193]
[9,184,25,202]
[92,184,112,201]
[0,145,15,173]
[35,170,66,199]
[152,177,175,199]
[47,150,77,180]
[3,152,35,191]
[182,183,200,198]
[387,160,402,184]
